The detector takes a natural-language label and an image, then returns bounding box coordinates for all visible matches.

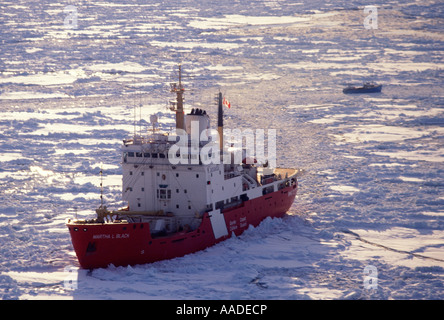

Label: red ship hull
[67,184,297,269]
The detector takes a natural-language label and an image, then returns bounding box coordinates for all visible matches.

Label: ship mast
[217,92,223,153]
[170,64,185,130]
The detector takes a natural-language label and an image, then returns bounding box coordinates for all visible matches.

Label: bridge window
[157,189,171,200]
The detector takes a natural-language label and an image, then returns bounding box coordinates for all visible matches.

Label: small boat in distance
[343,82,382,94]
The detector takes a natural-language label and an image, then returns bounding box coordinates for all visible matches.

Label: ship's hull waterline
[67,183,297,269]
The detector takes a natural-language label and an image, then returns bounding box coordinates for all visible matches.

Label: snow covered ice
[0,0,443,300]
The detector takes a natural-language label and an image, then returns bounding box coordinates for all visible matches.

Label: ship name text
[92,233,130,240]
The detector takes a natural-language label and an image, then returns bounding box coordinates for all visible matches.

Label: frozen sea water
[0,0,443,300]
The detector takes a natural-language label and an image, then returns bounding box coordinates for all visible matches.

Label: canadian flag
[222,97,231,109]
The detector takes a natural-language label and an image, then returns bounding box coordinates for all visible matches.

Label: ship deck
[274,167,303,178]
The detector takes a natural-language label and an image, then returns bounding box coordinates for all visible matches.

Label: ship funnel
[185,109,210,137]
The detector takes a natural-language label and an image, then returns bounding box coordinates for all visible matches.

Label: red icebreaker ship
[67,66,301,269]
